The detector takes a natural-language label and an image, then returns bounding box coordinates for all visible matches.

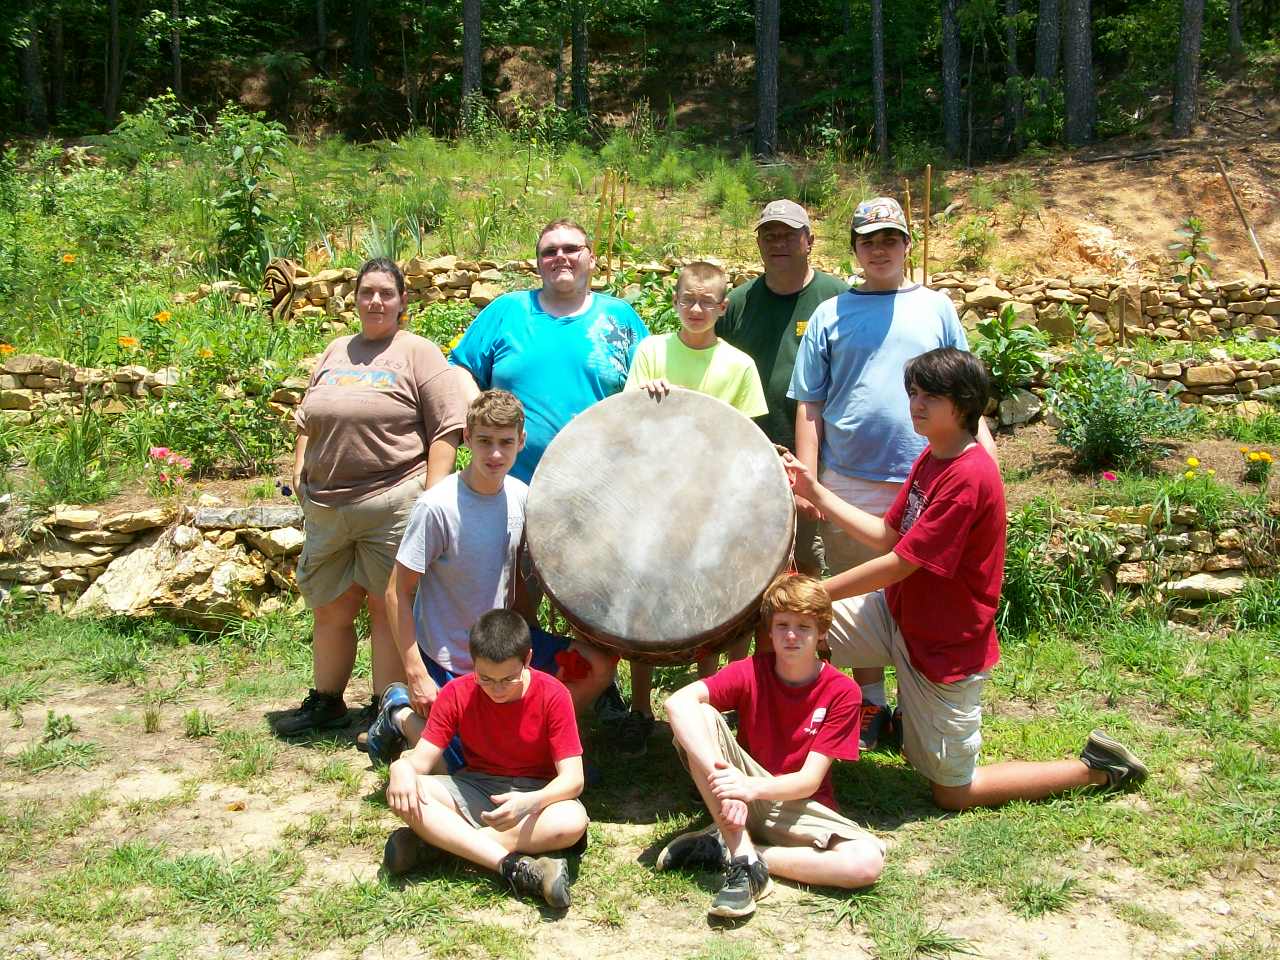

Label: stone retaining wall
[1,497,1272,624]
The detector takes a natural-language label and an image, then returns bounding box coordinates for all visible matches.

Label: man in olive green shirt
[719,200,847,575]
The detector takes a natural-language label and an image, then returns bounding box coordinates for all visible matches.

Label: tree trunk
[19,8,48,133]
[50,11,64,119]
[1034,0,1059,80]
[462,0,483,101]
[351,0,371,75]
[554,33,566,109]
[1227,0,1243,55]
[105,0,121,123]
[1005,0,1023,148]
[1171,0,1204,137]
[754,0,780,158]
[870,0,888,162]
[570,0,588,116]
[942,0,962,158]
[171,0,182,98]
[316,0,327,74]
[1062,0,1094,146]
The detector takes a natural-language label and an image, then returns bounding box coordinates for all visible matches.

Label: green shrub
[1169,215,1217,285]
[1002,173,1042,228]
[954,216,996,269]
[972,305,1050,400]
[24,407,118,506]
[702,160,752,211]
[1046,345,1198,470]
[968,177,996,211]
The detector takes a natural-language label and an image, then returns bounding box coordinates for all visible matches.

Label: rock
[240,526,306,559]
[49,570,91,593]
[71,535,269,629]
[1044,289,1089,305]
[1183,364,1235,387]
[1104,505,1155,525]
[1251,385,1280,403]
[469,281,504,307]
[964,285,1011,309]
[197,493,224,507]
[147,367,181,388]
[60,529,135,546]
[1,354,48,375]
[113,364,149,382]
[1189,530,1214,554]
[1036,309,1077,342]
[1215,528,1243,550]
[191,505,303,531]
[1114,563,1151,586]
[0,389,37,410]
[32,540,116,570]
[48,506,101,529]
[999,388,1043,426]
[1202,551,1248,571]
[1004,301,1036,326]
[0,561,52,584]
[1164,571,1248,600]
[102,507,173,533]
[171,525,202,550]
[477,268,502,282]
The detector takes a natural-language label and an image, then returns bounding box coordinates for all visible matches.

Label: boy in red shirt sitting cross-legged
[784,347,1148,813]
[383,609,587,909]
[660,575,886,920]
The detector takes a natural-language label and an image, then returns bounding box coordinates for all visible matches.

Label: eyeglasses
[676,296,723,310]
[538,243,587,259]
[475,672,523,688]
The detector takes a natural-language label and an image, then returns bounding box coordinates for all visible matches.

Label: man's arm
[292,433,307,495]
[386,562,438,716]
[794,400,823,474]
[824,551,919,602]
[783,452,899,552]
[708,750,833,805]
[976,417,998,467]
[425,433,461,489]
[481,755,585,831]
[454,366,481,405]
[385,735,447,819]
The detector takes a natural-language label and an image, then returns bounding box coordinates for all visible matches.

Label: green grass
[216,729,280,784]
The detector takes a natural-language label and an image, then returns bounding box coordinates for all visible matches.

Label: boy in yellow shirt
[615,260,768,757]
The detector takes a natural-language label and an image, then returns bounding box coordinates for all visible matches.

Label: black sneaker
[656,824,727,872]
[500,853,571,909]
[381,827,441,876]
[612,710,655,759]
[708,856,772,919]
[274,689,347,736]
[1080,730,1148,790]
[594,680,629,724]
[859,702,894,752]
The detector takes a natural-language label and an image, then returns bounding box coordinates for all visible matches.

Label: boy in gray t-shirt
[370,390,614,764]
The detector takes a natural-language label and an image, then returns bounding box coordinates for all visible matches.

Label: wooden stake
[592,168,611,259]
[923,164,932,286]
[619,174,629,274]
[1214,155,1270,279]
[902,179,914,283]
[603,171,619,283]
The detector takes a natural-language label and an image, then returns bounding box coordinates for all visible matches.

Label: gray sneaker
[381,827,441,876]
[501,854,571,909]
[708,856,772,919]
[656,824,728,872]
[1080,730,1148,790]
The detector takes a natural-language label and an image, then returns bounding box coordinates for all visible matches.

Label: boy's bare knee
[837,838,885,888]
[930,781,972,812]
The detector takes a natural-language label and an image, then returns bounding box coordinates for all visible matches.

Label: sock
[390,706,412,735]
[861,682,888,707]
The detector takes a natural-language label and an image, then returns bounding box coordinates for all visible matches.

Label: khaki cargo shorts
[826,590,987,788]
[295,473,424,608]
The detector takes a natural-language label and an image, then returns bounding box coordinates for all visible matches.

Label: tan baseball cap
[851,196,910,237]
[754,199,812,231]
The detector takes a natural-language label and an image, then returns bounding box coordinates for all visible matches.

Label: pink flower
[158,472,169,483]
[149,446,170,460]
[1101,471,1117,482]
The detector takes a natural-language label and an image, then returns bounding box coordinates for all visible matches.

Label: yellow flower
[118,335,140,349]
[1184,470,1196,480]
[1207,468,1216,477]
[1240,446,1250,454]
[447,333,463,351]
[1185,456,1200,468]
[1262,452,1274,464]
[0,343,14,356]
[197,347,214,359]
[1249,452,1262,462]
[61,253,77,264]
[154,310,172,324]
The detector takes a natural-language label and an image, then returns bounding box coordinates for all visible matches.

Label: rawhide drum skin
[525,388,795,664]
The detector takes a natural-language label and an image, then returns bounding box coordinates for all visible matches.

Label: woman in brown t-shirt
[275,258,466,737]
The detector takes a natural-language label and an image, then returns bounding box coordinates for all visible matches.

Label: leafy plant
[954,216,996,269]
[1002,173,1042,229]
[1046,344,1197,470]
[1240,446,1273,486]
[1169,216,1216,285]
[24,407,117,506]
[968,176,996,211]
[972,305,1050,400]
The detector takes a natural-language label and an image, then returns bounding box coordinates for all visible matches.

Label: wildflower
[1262,452,1274,463]
[159,472,169,483]
[154,310,172,324]
[1184,470,1196,480]
[1186,456,1200,468]
[1249,451,1262,462]
[1207,469,1216,477]
[61,253,76,264]
[0,343,15,356]
[118,335,140,349]
[1101,471,1117,482]
[1240,446,1250,454]
[197,347,214,359]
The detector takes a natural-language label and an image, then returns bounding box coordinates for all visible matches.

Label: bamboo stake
[902,179,914,283]
[1214,155,1270,279]
[603,171,619,283]
[591,168,611,259]
[923,164,932,286]
[619,174,629,274]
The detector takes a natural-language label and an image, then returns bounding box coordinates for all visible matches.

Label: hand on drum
[637,378,673,401]
[708,759,758,806]
[779,451,823,520]
[481,790,539,831]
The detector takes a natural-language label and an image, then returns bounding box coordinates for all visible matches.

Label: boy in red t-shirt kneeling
[785,348,1147,812]
[383,609,587,909]
[661,576,886,920]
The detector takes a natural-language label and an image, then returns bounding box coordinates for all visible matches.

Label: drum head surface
[526,389,794,661]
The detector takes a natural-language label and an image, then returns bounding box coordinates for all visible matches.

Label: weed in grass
[0,676,43,713]
[313,756,364,797]
[1114,901,1179,933]
[1008,872,1080,918]
[821,863,975,960]
[216,729,279,783]
[144,706,161,733]
[687,941,759,960]
[183,708,214,738]
[13,736,101,773]
[84,631,150,684]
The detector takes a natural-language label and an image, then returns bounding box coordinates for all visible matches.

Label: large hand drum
[526,389,795,665]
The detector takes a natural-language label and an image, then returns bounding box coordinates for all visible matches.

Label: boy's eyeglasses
[475,672,523,688]
[538,243,587,259]
[676,296,723,310]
